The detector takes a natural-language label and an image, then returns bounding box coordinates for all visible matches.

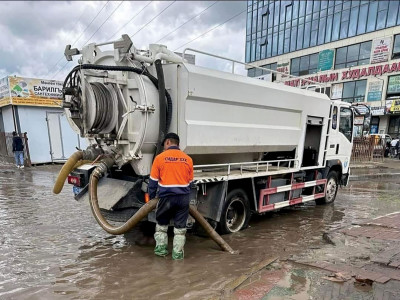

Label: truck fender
[196,181,228,222]
[324,160,345,185]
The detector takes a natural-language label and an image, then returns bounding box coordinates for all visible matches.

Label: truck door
[326,105,353,173]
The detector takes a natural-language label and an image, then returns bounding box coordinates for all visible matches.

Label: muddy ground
[0,161,400,299]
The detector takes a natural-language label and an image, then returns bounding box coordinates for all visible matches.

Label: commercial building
[0,76,85,164]
[245,0,400,137]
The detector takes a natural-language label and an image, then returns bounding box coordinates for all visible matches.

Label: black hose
[154,59,166,155]
[63,64,173,132]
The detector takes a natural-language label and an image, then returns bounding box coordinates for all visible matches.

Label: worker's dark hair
[162,132,180,146]
[12,131,17,136]
[167,138,179,146]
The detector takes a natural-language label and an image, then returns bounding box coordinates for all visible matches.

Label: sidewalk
[231,212,400,300]
[351,158,400,170]
[350,158,400,180]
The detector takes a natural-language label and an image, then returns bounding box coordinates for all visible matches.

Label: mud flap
[341,168,350,187]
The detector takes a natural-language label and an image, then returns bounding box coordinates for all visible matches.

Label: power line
[47,1,110,77]
[81,1,124,47]
[107,1,152,41]
[173,8,246,52]
[52,1,125,79]
[155,1,218,44]
[130,1,176,38]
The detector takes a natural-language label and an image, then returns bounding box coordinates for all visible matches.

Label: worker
[148,133,194,260]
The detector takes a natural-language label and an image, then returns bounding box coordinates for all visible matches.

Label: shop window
[388,116,400,137]
[332,80,367,103]
[387,75,400,97]
[290,53,318,76]
[260,63,277,75]
[393,35,400,59]
[370,116,380,134]
[247,68,256,77]
[334,41,372,69]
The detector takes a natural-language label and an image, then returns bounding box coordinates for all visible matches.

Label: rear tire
[219,189,251,234]
[316,171,338,205]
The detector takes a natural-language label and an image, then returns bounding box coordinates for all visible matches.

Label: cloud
[0,1,247,80]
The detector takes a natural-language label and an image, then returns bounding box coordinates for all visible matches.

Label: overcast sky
[0,1,247,81]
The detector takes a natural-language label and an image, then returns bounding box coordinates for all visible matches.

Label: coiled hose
[63,64,173,132]
[53,151,83,194]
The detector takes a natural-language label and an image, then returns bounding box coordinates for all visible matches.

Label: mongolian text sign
[387,75,400,95]
[285,61,400,87]
[367,80,383,101]
[318,49,334,72]
[0,76,64,108]
[370,106,385,116]
[371,37,392,64]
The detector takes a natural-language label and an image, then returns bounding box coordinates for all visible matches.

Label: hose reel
[83,80,118,134]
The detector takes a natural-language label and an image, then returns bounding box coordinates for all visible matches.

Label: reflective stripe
[159,183,190,188]
[150,176,159,181]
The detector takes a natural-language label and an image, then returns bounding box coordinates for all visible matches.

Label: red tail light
[67,175,81,186]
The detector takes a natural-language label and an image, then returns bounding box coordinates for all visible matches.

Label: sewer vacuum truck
[54,35,354,235]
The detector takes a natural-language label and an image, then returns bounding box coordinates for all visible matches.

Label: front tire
[316,171,338,205]
[219,189,251,234]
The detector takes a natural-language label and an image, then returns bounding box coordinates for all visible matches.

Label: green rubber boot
[154,224,169,257]
[172,227,186,260]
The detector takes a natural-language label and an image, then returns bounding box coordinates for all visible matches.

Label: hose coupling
[92,156,116,179]
[82,146,104,161]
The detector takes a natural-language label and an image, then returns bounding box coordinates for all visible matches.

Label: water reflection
[0,165,399,299]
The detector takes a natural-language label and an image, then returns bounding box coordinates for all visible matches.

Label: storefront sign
[354,116,365,125]
[9,76,63,99]
[0,76,9,100]
[331,83,343,99]
[386,100,393,113]
[285,61,400,87]
[318,49,334,72]
[370,106,385,116]
[276,61,289,79]
[390,99,400,112]
[367,80,383,101]
[370,125,379,134]
[0,76,63,108]
[371,37,392,64]
[387,75,400,95]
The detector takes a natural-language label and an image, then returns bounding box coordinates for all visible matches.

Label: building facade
[246,0,400,137]
[0,76,86,163]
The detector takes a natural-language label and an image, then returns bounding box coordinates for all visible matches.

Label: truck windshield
[339,107,353,142]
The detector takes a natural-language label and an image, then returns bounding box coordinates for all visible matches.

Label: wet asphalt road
[1,164,400,299]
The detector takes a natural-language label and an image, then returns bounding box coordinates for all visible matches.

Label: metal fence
[351,136,385,162]
[0,132,32,166]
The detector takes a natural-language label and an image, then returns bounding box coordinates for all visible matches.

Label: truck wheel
[219,189,251,234]
[316,171,338,205]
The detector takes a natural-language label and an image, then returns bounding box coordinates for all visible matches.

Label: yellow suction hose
[53,151,84,194]
[89,160,237,253]
[89,168,159,235]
